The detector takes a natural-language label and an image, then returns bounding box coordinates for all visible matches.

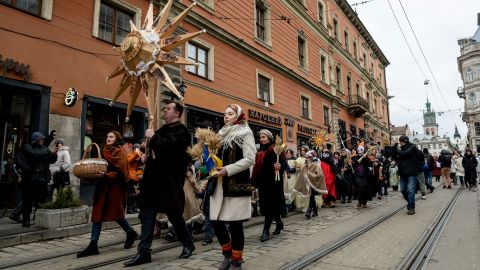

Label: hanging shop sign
[297,124,318,135]
[248,109,282,126]
[64,88,78,107]
[0,54,32,81]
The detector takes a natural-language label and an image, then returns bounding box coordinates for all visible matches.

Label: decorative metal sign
[64,87,78,107]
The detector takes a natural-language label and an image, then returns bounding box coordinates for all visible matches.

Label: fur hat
[55,138,65,145]
[259,129,273,142]
[305,150,317,158]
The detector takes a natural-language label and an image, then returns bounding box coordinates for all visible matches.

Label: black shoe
[447,186,452,189]
[77,241,99,258]
[126,208,135,214]
[179,245,195,259]
[124,253,151,267]
[443,186,446,189]
[9,214,22,224]
[260,229,269,242]
[430,187,435,193]
[312,209,318,217]
[340,198,346,204]
[272,221,283,235]
[347,199,352,203]
[124,229,138,249]
[202,239,213,245]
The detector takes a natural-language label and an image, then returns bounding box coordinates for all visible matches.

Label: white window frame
[256,69,274,105]
[195,0,215,13]
[298,34,309,72]
[92,0,141,40]
[185,39,215,81]
[317,0,326,28]
[253,0,272,48]
[320,49,329,84]
[300,93,312,119]
[40,0,53,20]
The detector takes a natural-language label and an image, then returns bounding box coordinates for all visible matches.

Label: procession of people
[11,100,479,270]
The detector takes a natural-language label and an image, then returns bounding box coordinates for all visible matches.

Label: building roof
[473,26,480,42]
[392,125,408,135]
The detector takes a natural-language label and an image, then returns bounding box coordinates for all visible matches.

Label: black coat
[21,143,57,202]
[438,150,452,168]
[462,155,478,178]
[393,143,418,177]
[255,145,286,217]
[140,122,191,213]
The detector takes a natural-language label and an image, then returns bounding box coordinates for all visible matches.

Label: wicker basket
[73,143,108,180]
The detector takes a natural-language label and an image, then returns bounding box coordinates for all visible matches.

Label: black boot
[124,253,151,267]
[124,229,138,249]
[77,240,99,258]
[252,202,259,217]
[179,244,195,258]
[305,208,312,219]
[22,213,30,227]
[272,221,283,235]
[312,207,318,217]
[260,228,269,242]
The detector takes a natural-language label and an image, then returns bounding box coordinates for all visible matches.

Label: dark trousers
[137,208,194,255]
[22,182,47,223]
[200,190,215,241]
[465,172,477,187]
[357,185,370,204]
[211,220,244,254]
[264,213,282,231]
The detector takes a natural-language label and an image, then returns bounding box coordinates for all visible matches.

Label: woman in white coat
[210,104,256,270]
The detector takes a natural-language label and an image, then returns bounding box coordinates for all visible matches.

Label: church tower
[423,99,439,136]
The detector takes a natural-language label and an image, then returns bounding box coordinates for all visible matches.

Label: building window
[355,82,360,96]
[320,55,327,82]
[336,66,342,91]
[350,124,357,148]
[187,43,208,78]
[333,18,339,40]
[254,1,271,45]
[97,2,134,45]
[257,73,274,103]
[373,98,377,113]
[1,0,42,15]
[362,53,367,68]
[475,122,480,136]
[344,30,349,51]
[298,36,306,68]
[466,67,474,82]
[347,76,352,95]
[353,41,357,59]
[366,92,370,104]
[323,106,330,125]
[301,95,310,119]
[317,1,324,26]
[338,120,347,147]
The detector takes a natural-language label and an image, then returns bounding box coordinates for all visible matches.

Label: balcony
[348,94,369,117]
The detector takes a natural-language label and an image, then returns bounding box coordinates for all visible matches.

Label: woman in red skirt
[320,143,337,207]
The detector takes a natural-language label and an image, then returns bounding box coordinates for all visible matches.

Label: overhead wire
[397,0,457,125]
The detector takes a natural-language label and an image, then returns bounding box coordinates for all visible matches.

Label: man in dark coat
[391,135,418,215]
[19,132,58,227]
[125,101,194,267]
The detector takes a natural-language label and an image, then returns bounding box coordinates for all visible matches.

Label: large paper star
[106,0,205,122]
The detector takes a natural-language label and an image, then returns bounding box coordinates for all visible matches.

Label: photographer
[391,135,418,215]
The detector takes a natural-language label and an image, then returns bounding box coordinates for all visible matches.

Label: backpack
[442,154,452,167]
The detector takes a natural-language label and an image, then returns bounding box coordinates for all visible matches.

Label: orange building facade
[0,0,390,206]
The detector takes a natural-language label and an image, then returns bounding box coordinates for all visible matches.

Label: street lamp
[179,81,187,96]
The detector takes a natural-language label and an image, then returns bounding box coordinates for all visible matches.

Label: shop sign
[248,109,282,126]
[64,88,78,107]
[297,124,318,135]
[0,54,32,81]
[284,116,295,127]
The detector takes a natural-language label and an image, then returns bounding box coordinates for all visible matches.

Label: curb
[0,215,140,249]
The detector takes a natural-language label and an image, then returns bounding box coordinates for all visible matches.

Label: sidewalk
[0,211,140,248]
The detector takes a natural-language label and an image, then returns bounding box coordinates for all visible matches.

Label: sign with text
[248,109,282,126]
[0,54,31,81]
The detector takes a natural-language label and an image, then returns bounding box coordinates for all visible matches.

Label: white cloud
[348,0,480,138]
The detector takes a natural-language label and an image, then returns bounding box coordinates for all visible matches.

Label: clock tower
[423,99,439,136]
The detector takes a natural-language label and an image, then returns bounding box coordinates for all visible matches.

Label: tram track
[280,187,462,270]
[2,213,298,270]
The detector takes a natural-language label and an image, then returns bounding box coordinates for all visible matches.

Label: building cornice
[334,0,389,66]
